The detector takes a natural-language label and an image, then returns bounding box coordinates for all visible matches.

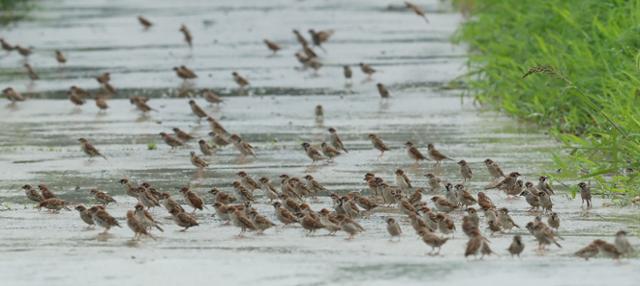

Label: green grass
[453,0,640,199]
[0,0,31,24]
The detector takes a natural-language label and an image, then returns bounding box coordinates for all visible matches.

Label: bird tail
[423,16,429,23]
[155,224,164,232]
[553,239,562,248]
[100,154,108,160]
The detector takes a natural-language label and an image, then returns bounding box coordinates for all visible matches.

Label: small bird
[343,66,352,81]
[575,241,600,260]
[395,169,412,190]
[405,141,427,163]
[431,196,457,213]
[37,184,56,200]
[425,173,442,192]
[15,45,32,57]
[133,97,154,113]
[249,210,276,234]
[458,160,473,183]
[417,228,448,255]
[22,184,43,203]
[24,63,38,80]
[258,177,280,202]
[209,188,237,205]
[229,134,256,157]
[359,63,376,78]
[465,230,491,258]
[90,189,116,205]
[477,192,495,211]
[237,171,260,191]
[208,117,229,136]
[435,213,456,236]
[232,72,250,89]
[404,1,429,23]
[523,182,541,211]
[337,214,365,240]
[614,230,634,256]
[308,29,334,48]
[292,29,309,47]
[527,221,561,250]
[190,151,209,169]
[427,144,451,163]
[263,39,281,54]
[198,139,215,156]
[547,212,560,231]
[592,239,622,260]
[301,142,325,163]
[169,209,199,231]
[201,89,223,105]
[96,72,110,84]
[376,83,390,98]
[3,87,25,103]
[538,176,555,195]
[485,171,520,191]
[74,205,94,227]
[159,132,183,149]
[487,219,503,235]
[315,105,324,120]
[54,50,67,65]
[497,208,520,231]
[578,182,592,208]
[95,95,109,111]
[137,16,153,29]
[456,184,477,207]
[180,24,192,47]
[78,138,107,160]
[68,88,86,107]
[232,181,255,203]
[321,142,341,160]
[0,38,13,52]
[301,210,324,235]
[133,203,163,232]
[230,208,257,236]
[328,127,348,153]
[38,198,70,212]
[304,175,328,195]
[127,210,155,240]
[385,218,402,241]
[173,128,193,142]
[350,192,378,211]
[368,134,390,156]
[188,100,208,120]
[484,159,505,179]
[89,206,120,234]
[273,201,298,226]
[160,192,185,214]
[507,235,525,257]
[538,191,553,213]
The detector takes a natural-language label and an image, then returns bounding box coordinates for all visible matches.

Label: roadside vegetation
[1,0,31,24]
[453,0,640,199]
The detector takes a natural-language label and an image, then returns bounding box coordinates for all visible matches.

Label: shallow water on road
[0,0,638,285]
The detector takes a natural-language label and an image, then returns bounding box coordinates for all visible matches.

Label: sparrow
[575,241,600,260]
[198,139,215,156]
[301,142,325,162]
[538,191,553,213]
[90,189,116,205]
[484,172,520,191]
[180,24,192,47]
[188,100,208,120]
[547,212,560,231]
[427,144,451,163]
[135,187,160,209]
[455,184,477,207]
[127,210,155,240]
[317,209,340,235]
[229,134,256,157]
[338,196,360,218]
[304,175,328,195]
[301,210,324,234]
[209,188,237,204]
[95,95,109,111]
[237,171,260,191]
[232,72,250,88]
[350,192,378,211]
[263,39,281,54]
[398,196,417,215]
[435,213,456,236]
[417,228,448,255]
[232,181,255,202]
[484,159,505,179]
[465,207,480,227]
[380,183,399,206]
[487,219,503,235]
[96,72,110,84]
[315,105,324,119]
[0,38,13,51]
[160,192,185,214]
[614,230,634,256]
[89,206,120,233]
[273,201,298,226]
[343,66,352,80]
[169,209,199,231]
[497,208,520,231]
[22,184,43,203]
[3,87,25,102]
[368,134,390,156]
[359,63,376,78]
[119,178,138,198]
[408,211,428,233]
[212,202,232,223]
[431,196,457,213]
[202,89,222,105]
[458,160,473,183]
[248,209,276,234]
[465,229,491,258]
[425,173,442,193]
[55,50,66,64]
[462,214,479,237]
[404,1,429,23]
[376,83,390,98]
[101,82,116,95]
[395,169,412,190]
[180,187,204,212]
[578,182,592,208]
[134,204,163,232]
[527,221,562,250]
[174,66,197,80]
[523,182,541,211]
[308,29,334,48]
[444,183,459,206]
[302,44,318,60]
[68,88,86,106]
[538,176,555,195]
[592,239,622,260]
[407,188,424,206]
[24,63,38,80]
[78,138,107,160]
[209,132,230,147]
[133,97,154,112]
[159,132,183,149]
[386,218,402,241]
[321,142,341,160]
[137,16,153,29]
[508,235,525,257]
[327,127,348,153]
[477,192,495,211]
[255,177,278,202]
[38,198,70,212]
[190,151,208,169]
[405,141,427,162]
[75,205,94,227]
[208,117,229,136]
[15,45,32,57]
[336,214,364,239]
[292,29,309,47]
[173,128,193,141]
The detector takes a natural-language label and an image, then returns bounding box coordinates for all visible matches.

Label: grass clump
[453,0,640,198]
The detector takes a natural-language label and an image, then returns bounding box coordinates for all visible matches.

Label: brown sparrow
[486,219,503,235]
[386,217,402,240]
[578,182,592,208]
[425,173,442,192]
[202,89,222,105]
[427,143,451,163]
[258,177,279,202]
[547,212,560,231]
[198,139,215,156]
[455,184,477,207]
[229,134,256,157]
[508,235,525,257]
[38,198,70,212]
[90,189,116,205]
[68,87,86,106]
[190,151,209,169]
[127,210,155,240]
[343,66,352,80]
[160,192,185,214]
[575,241,599,260]
[318,209,341,235]
[405,141,426,162]
[462,215,479,237]
[350,192,378,211]
[78,138,107,160]
[359,63,376,78]
[96,72,110,84]
[376,83,390,98]
[465,229,491,258]
[232,72,250,88]
[523,182,541,211]
[209,188,237,204]
[407,188,424,206]
[321,142,341,160]
[179,187,204,212]
[3,87,25,102]
[159,132,183,149]
[304,175,328,194]
[134,204,163,232]
[497,208,520,231]
[135,187,160,209]
[75,205,94,227]
[237,171,260,191]
[232,181,255,202]
[137,16,153,29]
[483,158,505,179]
[15,45,32,57]
[248,209,275,234]
[336,214,364,239]
[179,24,192,47]
[173,128,193,141]
[301,210,324,234]
[263,39,281,54]
[95,95,109,111]
[119,178,138,198]
[308,29,334,47]
[392,169,410,190]
[404,1,429,23]
[417,228,448,255]
[189,100,208,119]
[484,172,520,191]
[435,213,456,236]
[0,38,13,51]
[37,184,56,199]
[207,117,229,136]
[592,239,622,259]
[133,97,154,113]
[301,142,325,162]
[89,206,120,233]
[169,209,199,231]
[174,66,197,80]
[614,230,634,256]
[444,183,459,206]
[24,63,38,80]
[537,176,555,195]
[209,132,230,147]
[457,160,473,183]
[327,127,348,153]
[476,192,495,211]
[368,134,390,156]
[538,191,553,213]
[431,196,457,213]
[526,221,561,250]
[273,201,298,225]
[22,184,43,203]
[292,29,308,46]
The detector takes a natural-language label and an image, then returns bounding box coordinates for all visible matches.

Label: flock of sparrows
[4,1,636,261]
